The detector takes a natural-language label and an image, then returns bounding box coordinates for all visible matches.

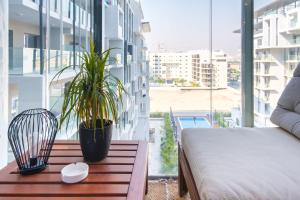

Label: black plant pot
[79,119,113,162]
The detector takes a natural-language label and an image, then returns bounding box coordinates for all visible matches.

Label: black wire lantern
[8,109,58,175]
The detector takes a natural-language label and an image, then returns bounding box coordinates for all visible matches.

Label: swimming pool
[179,117,211,129]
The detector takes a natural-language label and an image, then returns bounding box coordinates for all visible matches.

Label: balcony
[255,83,277,92]
[9,48,80,75]
[287,8,300,30]
[201,69,216,74]
[262,95,271,102]
[254,55,276,63]
[284,65,296,77]
[140,63,148,76]
[254,29,263,36]
[11,0,91,30]
[288,37,300,46]
[255,68,275,77]
[108,53,123,69]
[286,54,300,62]
[105,4,124,40]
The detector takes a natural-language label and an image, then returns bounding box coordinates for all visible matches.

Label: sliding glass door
[145,0,243,177]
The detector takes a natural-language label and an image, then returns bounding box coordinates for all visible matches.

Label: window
[24,33,40,48]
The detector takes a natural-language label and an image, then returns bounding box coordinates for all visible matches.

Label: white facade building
[104,0,151,140]
[191,50,228,89]
[149,52,193,81]
[149,50,228,89]
[254,0,300,126]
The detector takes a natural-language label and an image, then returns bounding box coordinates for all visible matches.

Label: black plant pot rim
[80,119,113,130]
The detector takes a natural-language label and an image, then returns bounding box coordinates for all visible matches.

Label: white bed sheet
[182,128,300,200]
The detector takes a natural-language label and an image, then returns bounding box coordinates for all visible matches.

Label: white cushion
[277,77,300,113]
[271,64,300,139]
[271,107,300,138]
[182,128,300,200]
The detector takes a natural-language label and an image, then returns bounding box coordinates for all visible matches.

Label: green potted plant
[53,40,127,162]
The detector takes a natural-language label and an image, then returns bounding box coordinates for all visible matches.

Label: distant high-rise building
[253,0,300,127]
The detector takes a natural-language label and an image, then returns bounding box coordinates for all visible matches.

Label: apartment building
[191,50,228,89]
[228,60,241,82]
[150,50,228,89]
[7,0,150,146]
[149,52,193,82]
[254,0,300,126]
[104,0,151,140]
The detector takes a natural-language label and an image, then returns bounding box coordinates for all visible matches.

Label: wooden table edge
[126,141,148,200]
[0,140,149,200]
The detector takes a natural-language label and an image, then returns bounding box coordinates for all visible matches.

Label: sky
[141,0,273,55]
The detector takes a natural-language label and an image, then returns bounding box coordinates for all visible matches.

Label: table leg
[145,165,148,195]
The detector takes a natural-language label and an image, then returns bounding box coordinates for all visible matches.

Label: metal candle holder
[8,109,58,175]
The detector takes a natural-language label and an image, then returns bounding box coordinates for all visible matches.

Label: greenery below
[190,81,200,87]
[173,79,186,86]
[229,68,240,81]
[214,112,231,128]
[150,77,201,87]
[150,112,167,118]
[151,77,166,84]
[160,113,178,174]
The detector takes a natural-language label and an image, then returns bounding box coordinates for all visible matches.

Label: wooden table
[0,140,148,200]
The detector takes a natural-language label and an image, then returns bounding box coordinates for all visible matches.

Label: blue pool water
[179,117,211,129]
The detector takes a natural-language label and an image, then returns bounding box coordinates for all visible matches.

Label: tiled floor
[146,180,190,200]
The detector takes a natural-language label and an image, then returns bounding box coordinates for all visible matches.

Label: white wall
[0,0,9,169]
[9,75,46,115]
[9,20,40,48]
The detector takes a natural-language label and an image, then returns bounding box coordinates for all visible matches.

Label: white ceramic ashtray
[61,162,89,184]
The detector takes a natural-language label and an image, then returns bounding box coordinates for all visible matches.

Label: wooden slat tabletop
[0,141,148,200]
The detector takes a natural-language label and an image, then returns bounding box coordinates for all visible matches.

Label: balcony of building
[284,64,297,77]
[286,7,300,33]
[286,54,300,62]
[105,2,124,41]
[255,83,277,92]
[10,0,92,32]
[254,54,276,63]
[8,47,81,75]
[287,36,300,46]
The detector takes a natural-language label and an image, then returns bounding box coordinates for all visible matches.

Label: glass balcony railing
[288,37,300,45]
[254,54,275,62]
[254,29,263,35]
[264,68,270,75]
[9,48,41,75]
[49,50,82,72]
[9,47,82,75]
[264,95,270,102]
[289,20,298,28]
[287,54,300,61]
[30,0,91,28]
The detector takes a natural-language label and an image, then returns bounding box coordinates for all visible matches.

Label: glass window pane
[145,0,242,176]
[253,0,296,127]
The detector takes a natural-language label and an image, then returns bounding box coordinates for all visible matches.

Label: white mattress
[182,128,300,200]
